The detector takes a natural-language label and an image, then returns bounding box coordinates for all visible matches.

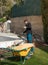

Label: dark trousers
[27,33,34,52]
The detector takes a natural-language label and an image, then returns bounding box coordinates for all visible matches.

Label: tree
[15,0,24,6]
[41,0,48,44]
[0,0,14,17]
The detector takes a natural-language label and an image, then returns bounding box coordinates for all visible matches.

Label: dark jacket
[23,22,32,34]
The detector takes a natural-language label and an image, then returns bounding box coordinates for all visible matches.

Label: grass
[0,45,48,65]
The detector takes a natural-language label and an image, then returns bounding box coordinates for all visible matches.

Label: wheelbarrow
[9,43,34,64]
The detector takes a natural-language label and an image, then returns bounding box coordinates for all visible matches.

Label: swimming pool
[0,33,24,48]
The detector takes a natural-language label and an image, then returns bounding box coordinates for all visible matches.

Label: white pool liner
[0,33,25,48]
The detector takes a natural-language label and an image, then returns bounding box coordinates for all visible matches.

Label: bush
[0,18,6,23]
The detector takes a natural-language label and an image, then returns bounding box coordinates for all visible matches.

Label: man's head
[24,19,28,24]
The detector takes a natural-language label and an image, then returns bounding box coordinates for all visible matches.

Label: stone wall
[11,16,43,37]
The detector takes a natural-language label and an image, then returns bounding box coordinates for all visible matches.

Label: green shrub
[0,18,6,23]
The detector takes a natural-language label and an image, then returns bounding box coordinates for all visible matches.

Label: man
[23,19,34,57]
[23,19,32,43]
